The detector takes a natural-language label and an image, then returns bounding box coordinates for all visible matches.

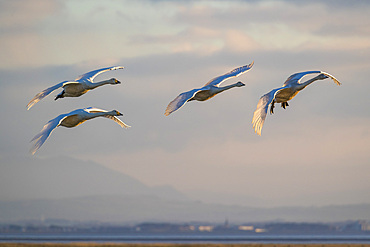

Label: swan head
[109,78,121,84]
[236,81,246,87]
[112,110,123,116]
[317,73,329,80]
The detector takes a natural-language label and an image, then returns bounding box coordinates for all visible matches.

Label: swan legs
[55,91,65,100]
[270,101,289,114]
[270,100,275,114]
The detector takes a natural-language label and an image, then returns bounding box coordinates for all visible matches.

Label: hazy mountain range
[0,155,186,201]
[0,155,369,223]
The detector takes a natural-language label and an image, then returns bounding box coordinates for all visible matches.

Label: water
[1,233,370,244]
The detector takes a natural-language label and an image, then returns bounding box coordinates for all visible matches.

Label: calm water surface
[1,233,370,244]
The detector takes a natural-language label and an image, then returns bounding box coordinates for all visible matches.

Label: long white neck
[297,75,322,91]
[86,111,114,120]
[216,82,242,93]
[87,79,114,89]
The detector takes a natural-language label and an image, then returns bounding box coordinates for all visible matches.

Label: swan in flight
[252,71,341,136]
[165,62,254,116]
[30,107,130,155]
[27,66,124,110]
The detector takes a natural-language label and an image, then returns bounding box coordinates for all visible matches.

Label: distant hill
[0,155,186,201]
[1,155,369,223]
[0,195,369,223]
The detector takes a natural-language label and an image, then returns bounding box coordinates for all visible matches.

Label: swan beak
[117,112,123,116]
[115,80,121,84]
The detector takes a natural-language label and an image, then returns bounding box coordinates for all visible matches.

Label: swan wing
[204,61,254,87]
[84,107,131,128]
[27,81,66,110]
[75,66,124,81]
[283,71,322,86]
[103,115,131,129]
[320,71,342,86]
[284,70,341,86]
[84,107,107,113]
[165,88,201,116]
[252,87,286,136]
[30,113,68,155]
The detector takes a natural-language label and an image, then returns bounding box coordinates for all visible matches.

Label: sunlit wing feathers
[165,89,201,116]
[104,115,131,128]
[84,107,130,128]
[26,81,66,110]
[252,87,285,136]
[30,114,68,155]
[75,66,124,81]
[284,70,342,87]
[321,71,342,86]
[283,71,322,86]
[84,107,108,114]
[204,61,254,87]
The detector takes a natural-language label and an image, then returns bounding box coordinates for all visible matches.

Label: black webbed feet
[55,91,64,100]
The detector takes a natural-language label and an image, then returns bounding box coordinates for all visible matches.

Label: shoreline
[0,244,370,247]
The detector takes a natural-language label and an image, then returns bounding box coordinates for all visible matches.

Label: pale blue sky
[0,0,369,207]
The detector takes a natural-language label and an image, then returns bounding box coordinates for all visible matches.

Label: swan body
[27,66,124,110]
[252,71,341,136]
[165,62,254,116]
[30,107,130,155]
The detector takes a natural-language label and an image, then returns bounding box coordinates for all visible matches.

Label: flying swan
[165,62,254,116]
[30,107,130,155]
[252,71,341,136]
[27,66,124,110]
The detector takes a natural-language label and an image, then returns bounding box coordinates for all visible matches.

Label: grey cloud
[169,0,370,38]
[0,0,64,32]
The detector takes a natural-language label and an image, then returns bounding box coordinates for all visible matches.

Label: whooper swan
[30,107,130,155]
[27,66,124,110]
[165,62,254,116]
[252,71,341,136]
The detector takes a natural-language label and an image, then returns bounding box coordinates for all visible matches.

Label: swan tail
[27,82,65,110]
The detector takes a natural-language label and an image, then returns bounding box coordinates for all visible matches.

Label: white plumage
[252,71,341,136]
[30,107,130,155]
[165,62,254,116]
[27,66,124,110]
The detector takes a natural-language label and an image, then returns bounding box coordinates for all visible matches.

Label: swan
[27,66,124,110]
[30,107,130,155]
[165,62,254,116]
[252,71,341,136]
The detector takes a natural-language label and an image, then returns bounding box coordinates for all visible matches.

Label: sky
[0,0,369,207]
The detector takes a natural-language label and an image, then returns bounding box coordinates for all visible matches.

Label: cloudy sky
[0,0,369,207]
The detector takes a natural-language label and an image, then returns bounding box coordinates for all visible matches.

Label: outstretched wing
[27,81,66,110]
[283,71,322,86]
[284,70,341,87]
[30,114,68,155]
[165,89,201,116]
[204,62,254,86]
[84,107,130,128]
[204,61,254,87]
[104,115,131,128]
[321,71,342,86]
[75,66,124,81]
[252,87,286,136]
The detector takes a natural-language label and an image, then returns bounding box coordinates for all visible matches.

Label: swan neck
[89,79,112,89]
[87,111,112,119]
[218,83,239,91]
[298,76,321,90]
